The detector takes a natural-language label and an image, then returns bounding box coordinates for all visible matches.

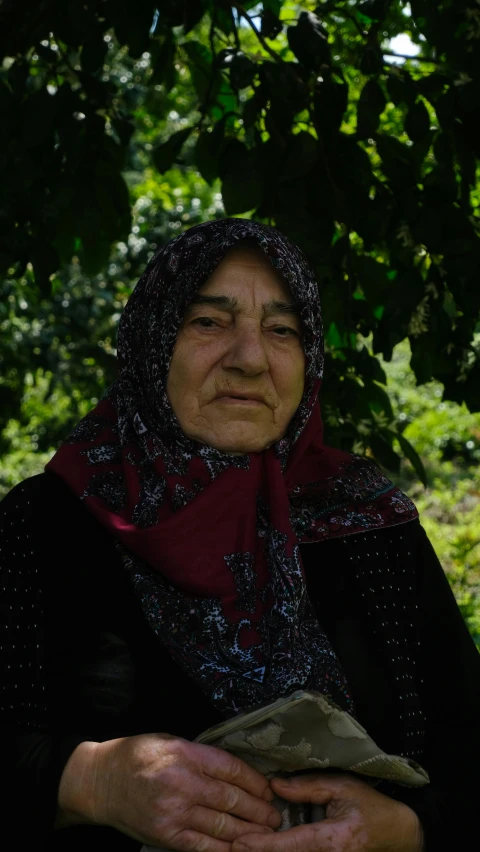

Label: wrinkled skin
[231,773,424,852]
[57,733,281,850]
[167,244,305,455]
[57,741,424,851]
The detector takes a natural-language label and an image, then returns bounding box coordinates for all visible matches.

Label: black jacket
[1,472,480,850]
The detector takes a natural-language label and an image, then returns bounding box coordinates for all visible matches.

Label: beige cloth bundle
[142,689,429,851]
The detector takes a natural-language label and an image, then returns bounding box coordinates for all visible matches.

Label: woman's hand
[58,733,281,850]
[231,773,424,852]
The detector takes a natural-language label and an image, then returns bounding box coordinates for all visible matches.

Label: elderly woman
[1,219,480,852]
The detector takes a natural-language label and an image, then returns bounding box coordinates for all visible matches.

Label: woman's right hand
[57,733,281,850]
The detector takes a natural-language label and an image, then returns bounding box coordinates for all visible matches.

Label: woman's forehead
[199,243,295,301]
[220,240,272,264]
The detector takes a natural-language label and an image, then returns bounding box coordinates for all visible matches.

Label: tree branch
[330,6,367,37]
[235,5,283,63]
[231,11,241,52]
[382,50,444,65]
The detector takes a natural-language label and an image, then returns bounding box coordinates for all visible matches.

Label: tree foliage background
[1,0,480,633]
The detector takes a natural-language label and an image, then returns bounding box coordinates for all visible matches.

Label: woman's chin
[194,428,279,455]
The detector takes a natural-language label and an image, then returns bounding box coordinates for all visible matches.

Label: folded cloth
[141,689,429,850]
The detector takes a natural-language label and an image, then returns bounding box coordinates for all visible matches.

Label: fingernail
[269,811,281,828]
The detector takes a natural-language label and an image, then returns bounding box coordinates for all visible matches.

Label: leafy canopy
[1,0,480,482]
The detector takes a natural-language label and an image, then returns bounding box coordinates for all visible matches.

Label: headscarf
[46,218,418,719]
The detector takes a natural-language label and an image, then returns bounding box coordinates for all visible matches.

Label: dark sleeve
[396,522,480,850]
[0,478,90,845]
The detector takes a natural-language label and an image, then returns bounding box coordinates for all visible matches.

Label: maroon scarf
[46,219,417,718]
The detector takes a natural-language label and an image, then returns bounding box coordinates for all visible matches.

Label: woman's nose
[221,325,269,375]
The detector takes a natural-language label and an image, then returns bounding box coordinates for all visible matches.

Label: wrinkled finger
[232,822,334,852]
[188,804,276,842]
[198,778,281,828]
[198,743,273,800]
[171,827,231,852]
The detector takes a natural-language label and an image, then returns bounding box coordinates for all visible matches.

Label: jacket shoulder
[0,471,73,511]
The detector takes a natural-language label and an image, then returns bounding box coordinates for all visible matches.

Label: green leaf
[216,48,236,68]
[455,359,480,413]
[152,127,193,173]
[107,0,152,58]
[325,322,347,349]
[373,270,424,360]
[358,0,390,24]
[150,29,177,91]
[35,43,59,63]
[151,0,183,27]
[376,134,415,187]
[435,87,455,130]
[457,81,480,113]
[352,256,389,305]
[195,121,226,184]
[182,0,207,34]
[215,7,236,35]
[215,81,237,118]
[370,431,401,473]
[412,204,444,254]
[405,99,430,142]
[433,131,453,168]
[263,0,282,13]
[417,72,447,100]
[314,77,349,134]
[80,232,112,275]
[53,0,92,46]
[356,79,386,139]
[261,62,308,135]
[354,346,387,384]
[21,89,56,149]
[242,91,265,129]
[287,11,330,71]
[453,126,476,186]
[330,134,373,193]
[364,379,394,420]
[92,169,131,239]
[280,132,319,181]
[183,40,216,103]
[423,165,457,204]
[357,12,374,25]
[111,116,135,147]
[261,8,283,40]
[30,240,59,296]
[81,36,108,73]
[386,72,416,107]
[395,432,428,487]
[0,81,14,115]
[219,139,263,214]
[360,46,384,76]
[229,53,257,90]
[8,61,29,96]
[410,128,434,177]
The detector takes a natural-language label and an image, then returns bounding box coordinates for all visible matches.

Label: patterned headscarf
[46,218,417,719]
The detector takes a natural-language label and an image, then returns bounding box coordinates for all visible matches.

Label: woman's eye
[272,327,298,337]
[192,318,298,337]
[193,317,218,328]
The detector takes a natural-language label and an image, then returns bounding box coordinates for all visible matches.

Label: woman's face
[166,244,305,454]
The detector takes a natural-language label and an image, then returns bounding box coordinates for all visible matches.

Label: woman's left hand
[231,772,424,852]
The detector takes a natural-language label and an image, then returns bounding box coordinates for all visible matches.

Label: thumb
[271,774,336,804]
